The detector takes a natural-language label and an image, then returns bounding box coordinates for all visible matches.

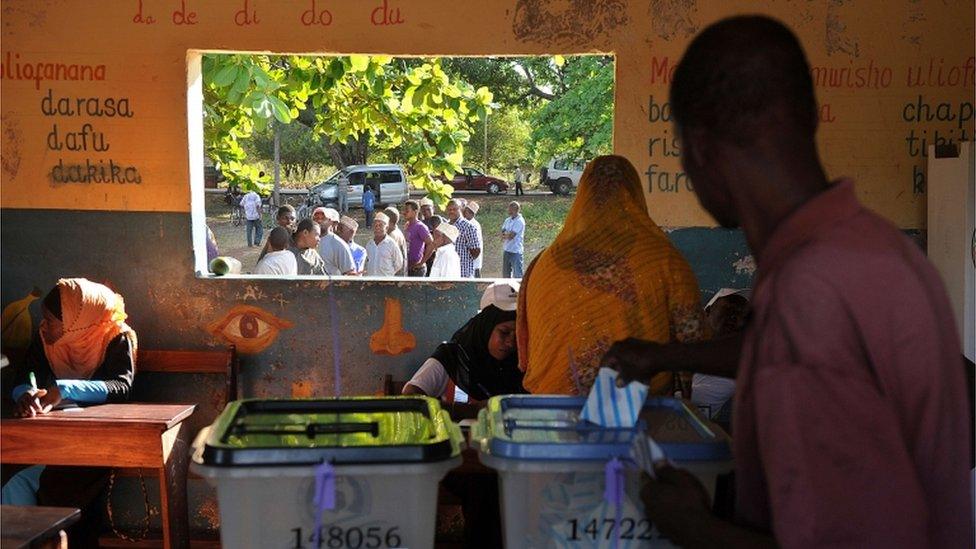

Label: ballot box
[192,397,461,549]
[471,395,732,548]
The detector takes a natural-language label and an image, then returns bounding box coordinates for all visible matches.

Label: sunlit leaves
[203,54,490,200]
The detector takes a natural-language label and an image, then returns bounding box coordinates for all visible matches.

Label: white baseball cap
[480,280,520,312]
[705,288,751,309]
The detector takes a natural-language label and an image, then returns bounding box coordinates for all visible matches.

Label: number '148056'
[291,525,402,548]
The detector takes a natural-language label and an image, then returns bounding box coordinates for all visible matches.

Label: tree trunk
[326,134,369,169]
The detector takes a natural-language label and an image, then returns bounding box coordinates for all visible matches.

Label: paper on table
[580,367,649,428]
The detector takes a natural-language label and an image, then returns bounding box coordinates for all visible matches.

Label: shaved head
[670,15,817,145]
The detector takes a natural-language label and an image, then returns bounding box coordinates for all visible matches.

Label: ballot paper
[580,368,649,428]
[630,431,671,479]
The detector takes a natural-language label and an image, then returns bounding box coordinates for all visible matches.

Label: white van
[311,164,410,209]
[540,158,586,195]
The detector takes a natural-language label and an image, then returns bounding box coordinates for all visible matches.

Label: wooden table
[1,404,196,549]
[1,505,80,548]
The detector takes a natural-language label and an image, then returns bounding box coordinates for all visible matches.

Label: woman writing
[2,278,137,542]
[403,281,524,413]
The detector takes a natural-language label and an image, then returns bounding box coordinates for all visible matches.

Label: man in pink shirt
[602,16,972,548]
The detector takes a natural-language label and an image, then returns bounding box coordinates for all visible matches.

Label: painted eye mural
[206,305,294,354]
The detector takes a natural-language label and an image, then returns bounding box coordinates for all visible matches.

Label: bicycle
[224,187,244,227]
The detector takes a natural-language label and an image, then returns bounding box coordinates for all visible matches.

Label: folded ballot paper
[630,431,671,478]
[580,368,672,477]
[580,367,649,428]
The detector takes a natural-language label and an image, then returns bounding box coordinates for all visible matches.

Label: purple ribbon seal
[311,461,336,548]
[604,457,626,549]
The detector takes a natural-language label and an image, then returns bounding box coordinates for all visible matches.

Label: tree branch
[520,65,556,101]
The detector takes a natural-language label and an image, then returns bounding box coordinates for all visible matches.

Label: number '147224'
[567,518,657,541]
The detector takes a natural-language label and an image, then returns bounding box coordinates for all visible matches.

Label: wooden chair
[98,346,237,548]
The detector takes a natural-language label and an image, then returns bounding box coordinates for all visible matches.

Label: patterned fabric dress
[517,155,704,396]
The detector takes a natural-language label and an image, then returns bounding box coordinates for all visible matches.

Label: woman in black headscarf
[404,281,525,406]
[404,282,521,548]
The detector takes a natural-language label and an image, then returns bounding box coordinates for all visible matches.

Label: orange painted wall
[1,0,973,228]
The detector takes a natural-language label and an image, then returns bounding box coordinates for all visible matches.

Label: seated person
[517,155,705,396]
[690,288,750,427]
[254,227,298,275]
[403,281,524,414]
[2,278,137,543]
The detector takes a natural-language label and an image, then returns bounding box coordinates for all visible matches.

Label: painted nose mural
[207,304,294,354]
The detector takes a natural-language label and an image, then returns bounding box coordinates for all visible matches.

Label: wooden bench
[137,347,239,405]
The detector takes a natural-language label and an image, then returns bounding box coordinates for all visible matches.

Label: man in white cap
[463,200,484,277]
[419,197,436,231]
[318,211,356,276]
[445,198,480,278]
[428,223,461,278]
[336,216,366,275]
[365,212,404,277]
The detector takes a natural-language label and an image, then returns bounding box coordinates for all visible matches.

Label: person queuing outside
[429,223,461,278]
[337,216,366,275]
[513,165,525,196]
[384,206,409,276]
[365,212,405,277]
[254,227,298,275]
[501,201,525,278]
[463,201,484,277]
[425,215,443,276]
[318,209,356,276]
[403,200,435,277]
[337,172,349,213]
[445,199,480,278]
[517,156,703,397]
[241,187,264,247]
[289,219,327,275]
[601,16,971,548]
[419,197,436,231]
[258,205,297,261]
[362,185,376,227]
[3,279,137,545]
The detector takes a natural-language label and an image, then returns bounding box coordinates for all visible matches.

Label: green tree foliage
[443,55,614,165]
[464,105,532,175]
[203,54,492,203]
[247,123,333,182]
[525,56,614,163]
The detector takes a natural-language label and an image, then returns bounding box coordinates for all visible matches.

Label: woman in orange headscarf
[10,278,137,417]
[3,278,137,527]
[517,155,704,395]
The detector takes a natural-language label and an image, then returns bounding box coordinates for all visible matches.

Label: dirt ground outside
[206,192,575,278]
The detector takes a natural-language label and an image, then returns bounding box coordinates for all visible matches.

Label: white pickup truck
[540,158,585,195]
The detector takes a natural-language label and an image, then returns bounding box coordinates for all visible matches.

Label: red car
[447,167,509,194]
